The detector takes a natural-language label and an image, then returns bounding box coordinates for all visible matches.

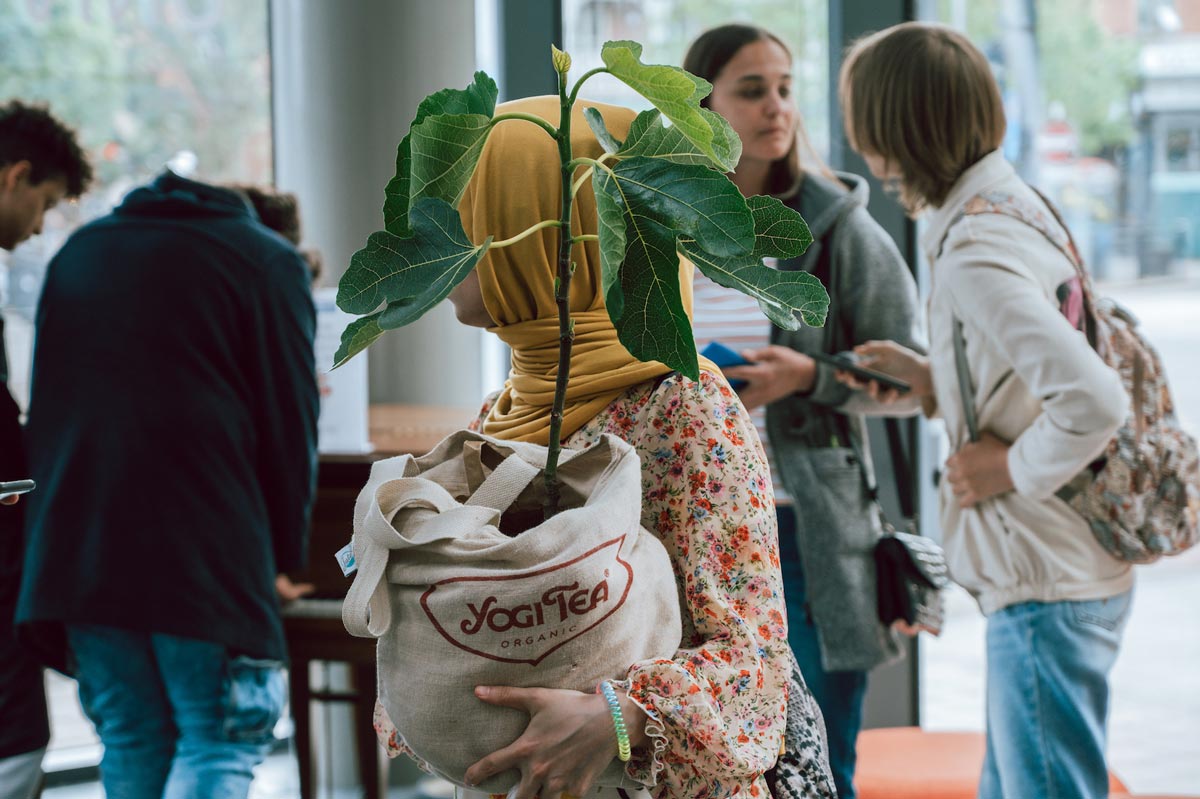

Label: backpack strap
[939,186,1100,443]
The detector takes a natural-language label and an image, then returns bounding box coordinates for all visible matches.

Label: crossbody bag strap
[883,418,915,520]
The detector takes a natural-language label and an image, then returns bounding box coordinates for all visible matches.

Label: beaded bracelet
[598,680,632,762]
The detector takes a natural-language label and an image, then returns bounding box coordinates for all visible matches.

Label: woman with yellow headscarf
[373,96,820,799]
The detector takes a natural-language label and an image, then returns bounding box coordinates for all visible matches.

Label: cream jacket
[922,151,1133,614]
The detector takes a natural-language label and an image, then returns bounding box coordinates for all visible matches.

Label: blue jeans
[978,589,1132,799]
[778,506,868,799]
[67,625,286,799]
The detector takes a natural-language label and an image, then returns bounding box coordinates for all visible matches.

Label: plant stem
[490,111,559,139]
[570,153,613,197]
[568,67,611,107]
[566,156,617,179]
[571,235,599,244]
[544,68,576,520]
[490,219,563,249]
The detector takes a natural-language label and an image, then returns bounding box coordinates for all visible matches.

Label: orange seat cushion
[855,727,1128,799]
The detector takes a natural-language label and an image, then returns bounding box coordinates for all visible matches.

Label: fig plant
[335,41,828,516]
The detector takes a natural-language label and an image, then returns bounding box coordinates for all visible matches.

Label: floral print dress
[373,371,806,798]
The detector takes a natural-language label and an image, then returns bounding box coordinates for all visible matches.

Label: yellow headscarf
[458,96,716,445]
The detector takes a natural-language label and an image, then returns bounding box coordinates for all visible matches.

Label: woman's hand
[723,345,816,410]
[464,685,648,799]
[945,432,1014,508]
[892,620,940,637]
[836,341,934,404]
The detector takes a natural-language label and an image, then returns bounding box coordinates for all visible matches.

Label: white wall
[271,0,484,407]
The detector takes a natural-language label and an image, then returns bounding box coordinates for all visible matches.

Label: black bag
[866,420,949,634]
[874,530,949,634]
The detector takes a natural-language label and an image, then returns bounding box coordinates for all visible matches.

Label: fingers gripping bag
[342,429,682,793]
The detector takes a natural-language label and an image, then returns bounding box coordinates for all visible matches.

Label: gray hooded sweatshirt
[767,171,926,672]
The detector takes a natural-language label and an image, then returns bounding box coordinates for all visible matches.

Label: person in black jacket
[16,170,319,799]
[0,99,91,799]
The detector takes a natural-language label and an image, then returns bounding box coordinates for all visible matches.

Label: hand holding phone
[700,341,752,391]
[0,479,35,498]
[812,351,911,394]
[0,479,35,502]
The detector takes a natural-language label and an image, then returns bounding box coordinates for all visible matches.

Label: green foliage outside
[932,0,1138,155]
[0,0,271,190]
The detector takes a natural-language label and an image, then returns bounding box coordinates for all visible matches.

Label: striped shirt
[692,265,790,501]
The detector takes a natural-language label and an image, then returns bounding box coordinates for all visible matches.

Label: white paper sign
[313,287,372,454]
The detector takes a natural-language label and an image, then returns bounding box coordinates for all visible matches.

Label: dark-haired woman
[683,24,926,799]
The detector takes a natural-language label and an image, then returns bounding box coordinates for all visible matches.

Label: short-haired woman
[837,22,1132,799]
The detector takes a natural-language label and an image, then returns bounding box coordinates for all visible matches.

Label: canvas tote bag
[342,429,683,793]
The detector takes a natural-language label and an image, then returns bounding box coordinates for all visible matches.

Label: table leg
[352,663,387,799]
[290,657,315,799]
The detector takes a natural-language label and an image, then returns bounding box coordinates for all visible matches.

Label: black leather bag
[874,530,949,634]
[858,420,949,635]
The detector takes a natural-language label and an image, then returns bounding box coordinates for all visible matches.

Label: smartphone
[811,351,911,394]
[699,341,751,391]
[0,479,35,498]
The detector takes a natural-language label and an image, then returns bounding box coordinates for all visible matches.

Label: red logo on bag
[419,535,634,665]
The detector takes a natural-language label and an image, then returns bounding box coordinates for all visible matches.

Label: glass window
[561,0,830,159]
[916,1,1200,793]
[0,0,272,772]
[0,0,273,410]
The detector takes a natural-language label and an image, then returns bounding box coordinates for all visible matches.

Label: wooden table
[283,404,473,799]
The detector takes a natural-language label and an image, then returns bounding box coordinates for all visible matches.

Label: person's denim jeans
[978,589,1132,799]
[66,624,286,799]
[778,505,868,799]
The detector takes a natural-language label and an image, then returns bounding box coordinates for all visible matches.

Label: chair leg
[290,658,315,799]
[352,663,387,799]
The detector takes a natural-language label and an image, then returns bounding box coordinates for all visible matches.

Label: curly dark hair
[0,99,92,197]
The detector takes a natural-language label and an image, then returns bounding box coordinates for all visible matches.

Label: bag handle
[465,452,543,511]
[342,479,461,638]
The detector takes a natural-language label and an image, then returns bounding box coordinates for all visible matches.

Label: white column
[272,0,484,407]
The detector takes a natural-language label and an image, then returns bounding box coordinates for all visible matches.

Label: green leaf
[415,72,499,120]
[600,40,737,171]
[383,134,413,236]
[337,198,492,327]
[409,112,494,210]
[679,197,827,330]
[594,167,699,380]
[381,72,499,236]
[607,156,753,257]
[614,109,742,171]
[745,195,814,259]
[592,168,627,319]
[582,107,624,155]
[333,311,387,368]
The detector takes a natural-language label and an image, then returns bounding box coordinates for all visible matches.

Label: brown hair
[684,23,832,196]
[228,183,302,245]
[839,22,1006,213]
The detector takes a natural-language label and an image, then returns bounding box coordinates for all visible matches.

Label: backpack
[945,187,1200,564]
